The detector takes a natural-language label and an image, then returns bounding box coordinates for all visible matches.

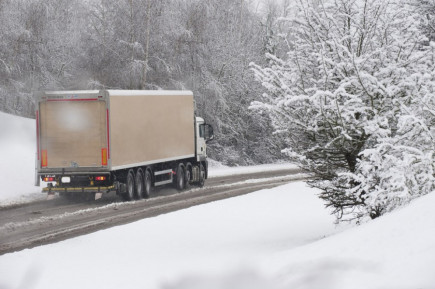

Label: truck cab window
[199,124,205,138]
[199,124,214,142]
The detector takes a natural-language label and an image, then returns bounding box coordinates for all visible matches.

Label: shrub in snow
[352,98,435,219]
[251,0,435,221]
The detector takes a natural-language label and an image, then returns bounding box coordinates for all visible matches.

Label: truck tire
[199,163,205,187]
[185,162,192,189]
[135,168,144,199]
[122,169,135,201]
[144,168,152,198]
[176,163,185,190]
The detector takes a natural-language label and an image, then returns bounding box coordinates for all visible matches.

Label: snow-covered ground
[1,111,434,289]
[0,112,45,206]
[207,158,299,177]
[1,180,434,289]
[0,182,337,289]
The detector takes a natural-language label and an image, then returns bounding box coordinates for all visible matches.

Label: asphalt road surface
[0,167,307,255]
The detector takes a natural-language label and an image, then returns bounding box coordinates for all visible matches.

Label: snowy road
[0,167,306,255]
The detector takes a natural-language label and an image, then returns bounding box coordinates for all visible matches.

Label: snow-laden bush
[251,0,435,221]
[350,97,435,220]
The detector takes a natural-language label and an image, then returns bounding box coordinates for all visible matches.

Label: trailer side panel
[108,91,195,170]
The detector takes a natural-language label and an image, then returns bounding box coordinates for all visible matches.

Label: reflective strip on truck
[102,148,108,166]
[41,150,48,167]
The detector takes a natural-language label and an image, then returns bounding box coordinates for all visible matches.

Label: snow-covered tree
[352,73,435,219]
[418,0,435,41]
[252,0,435,221]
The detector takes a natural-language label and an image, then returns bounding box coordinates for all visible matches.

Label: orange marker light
[41,150,48,167]
[101,148,108,166]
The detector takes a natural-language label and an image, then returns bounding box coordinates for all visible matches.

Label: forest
[0,0,287,165]
[1,0,435,221]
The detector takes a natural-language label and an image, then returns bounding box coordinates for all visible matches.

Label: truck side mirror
[204,124,214,142]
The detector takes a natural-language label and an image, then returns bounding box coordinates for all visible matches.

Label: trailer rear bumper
[42,185,115,193]
[43,185,116,200]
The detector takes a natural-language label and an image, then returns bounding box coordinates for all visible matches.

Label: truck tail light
[101,148,108,166]
[95,176,106,181]
[41,150,48,167]
[43,177,55,182]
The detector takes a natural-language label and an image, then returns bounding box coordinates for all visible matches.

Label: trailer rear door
[39,98,108,169]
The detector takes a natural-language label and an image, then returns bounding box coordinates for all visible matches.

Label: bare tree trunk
[238,0,243,41]
[129,0,135,89]
[142,0,151,89]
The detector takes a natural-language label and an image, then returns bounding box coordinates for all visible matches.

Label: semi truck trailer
[35,90,214,200]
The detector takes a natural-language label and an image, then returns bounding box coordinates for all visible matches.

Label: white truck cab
[195,117,214,162]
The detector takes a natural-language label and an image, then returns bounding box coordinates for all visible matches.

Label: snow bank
[258,190,435,289]
[2,179,434,289]
[208,162,299,178]
[0,112,43,205]
[0,182,338,289]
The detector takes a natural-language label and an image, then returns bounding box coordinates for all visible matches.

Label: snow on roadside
[157,190,435,289]
[3,178,434,289]
[0,181,338,289]
[0,112,44,205]
[256,190,435,289]
[208,162,299,178]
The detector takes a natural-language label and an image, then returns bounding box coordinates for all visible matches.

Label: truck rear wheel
[122,169,135,201]
[144,169,152,198]
[199,163,205,188]
[135,168,145,199]
[185,162,192,189]
[175,163,185,190]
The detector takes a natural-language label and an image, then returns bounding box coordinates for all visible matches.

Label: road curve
[0,168,307,255]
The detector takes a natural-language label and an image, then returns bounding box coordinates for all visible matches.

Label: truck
[35,90,214,200]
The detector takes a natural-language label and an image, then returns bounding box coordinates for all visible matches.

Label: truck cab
[195,117,214,162]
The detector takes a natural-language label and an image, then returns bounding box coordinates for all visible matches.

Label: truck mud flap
[47,190,56,201]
